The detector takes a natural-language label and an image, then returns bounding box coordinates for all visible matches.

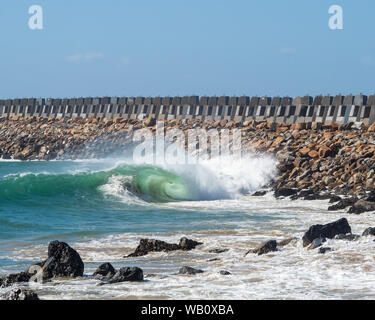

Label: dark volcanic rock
[179,266,204,275]
[209,248,229,254]
[319,247,332,254]
[328,198,358,211]
[2,288,39,301]
[302,218,352,247]
[127,237,202,257]
[127,239,180,257]
[329,195,342,203]
[0,272,31,288]
[274,188,298,198]
[362,227,375,236]
[220,270,231,276]
[179,237,203,251]
[105,267,143,284]
[247,240,278,256]
[348,200,375,214]
[42,241,84,279]
[334,233,360,241]
[252,191,267,196]
[93,263,116,277]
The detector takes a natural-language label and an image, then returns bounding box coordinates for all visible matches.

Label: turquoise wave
[0,165,196,203]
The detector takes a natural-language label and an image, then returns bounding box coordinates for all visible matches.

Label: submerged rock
[246,240,278,256]
[252,191,267,196]
[362,227,375,236]
[126,237,203,257]
[307,237,326,250]
[208,248,229,254]
[302,218,352,247]
[93,263,116,277]
[334,233,360,241]
[179,237,203,251]
[0,272,31,288]
[219,270,231,276]
[319,247,332,254]
[2,288,39,301]
[105,267,143,284]
[179,266,204,275]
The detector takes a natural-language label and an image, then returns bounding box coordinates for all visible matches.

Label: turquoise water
[0,157,278,273]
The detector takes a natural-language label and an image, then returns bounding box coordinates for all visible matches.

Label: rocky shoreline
[1,117,375,212]
[2,217,375,300]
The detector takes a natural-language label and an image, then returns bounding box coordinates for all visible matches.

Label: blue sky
[0,0,374,98]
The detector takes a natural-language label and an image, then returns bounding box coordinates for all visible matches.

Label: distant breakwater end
[1,94,375,125]
[1,117,375,202]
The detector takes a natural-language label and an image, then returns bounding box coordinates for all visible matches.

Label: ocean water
[1,153,375,300]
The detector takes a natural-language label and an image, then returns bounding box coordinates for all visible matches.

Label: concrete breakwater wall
[1,94,375,125]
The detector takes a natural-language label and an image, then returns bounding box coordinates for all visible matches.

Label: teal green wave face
[0,165,196,203]
[130,167,195,202]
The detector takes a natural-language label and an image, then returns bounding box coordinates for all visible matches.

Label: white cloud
[280,47,297,55]
[66,52,104,63]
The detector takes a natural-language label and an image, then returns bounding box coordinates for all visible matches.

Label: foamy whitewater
[1,152,375,300]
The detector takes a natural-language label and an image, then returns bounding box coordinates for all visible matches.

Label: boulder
[348,200,375,214]
[93,263,116,277]
[274,188,298,198]
[126,237,202,257]
[302,218,352,247]
[362,227,375,236]
[2,288,39,301]
[106,267,143,284]
[247,240,278,256]
[328,198,358,211]
[179,266,204,275]
[40,241,84,279]
[179,237,203,251]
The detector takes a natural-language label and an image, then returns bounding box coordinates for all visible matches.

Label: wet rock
[328,198,358,211]
[220,271,231,276]
[274,188,298,198]
[207,258,220,262]
[39,241,84,279]
[348,200,375,214]
[329,195,342,203]
[307,237,326,250]
[252,191,267,196]
[319,247,332,254]
[2,288,39,301]
[208,248,229,254]
[334,233,360,241]
[246,240,278,256]
[0,272,31,288]
[126,237,202,257]
[362,227,375,236]
[104,267,144,284]
[93,263,116,277]
[179,237,203,251]
[302,218,352,247]
[179,266,204,275]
